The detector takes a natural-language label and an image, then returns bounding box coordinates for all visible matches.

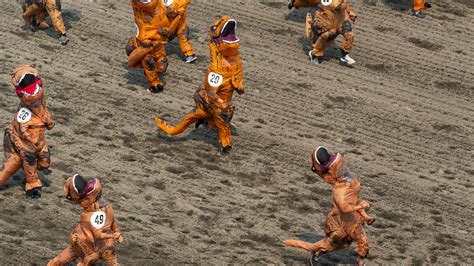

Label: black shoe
[424,2,432,8]
[310,251,323,266]
[288,0,294,9]
[221,146,232,155]
[59,34,69,45]
[195,119,208,129]
[413,11,426,18]
[147,84,164,93]
[30,23,38,32]
[26,187,42,199]
[309,51,322,64]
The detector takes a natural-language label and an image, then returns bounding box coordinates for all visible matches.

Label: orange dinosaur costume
[163,0,197,63]
[126,0,172,93]
[283,146,374,266]
[0,65,54,199]
[302,0,357,65]
[48,175,123,266]
[21,0,69,44]
[413,0,432,18]
[153,16,244,154]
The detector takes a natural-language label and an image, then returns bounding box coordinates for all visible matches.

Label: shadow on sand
[153,121,239,151]
[282,233,361,265]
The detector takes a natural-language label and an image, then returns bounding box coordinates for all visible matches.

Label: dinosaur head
[11,65,44,106]
[311,146,347,184]
[133,0,158,10]
[210,16,240,57]
[64,174,103,208]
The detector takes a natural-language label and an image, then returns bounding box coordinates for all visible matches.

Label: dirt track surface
[0,0,473,264]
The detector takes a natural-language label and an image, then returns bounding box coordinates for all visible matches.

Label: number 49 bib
[90,211,106,229]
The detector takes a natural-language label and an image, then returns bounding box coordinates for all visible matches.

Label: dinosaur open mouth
[221,19,239,43]
[139,0,152,4]
[16,73,41,97]
[72,174,97,199]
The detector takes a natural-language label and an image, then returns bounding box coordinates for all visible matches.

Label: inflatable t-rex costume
[126,0,172,93]
[283,146,374,266]
[291,0,357,65]
[153,16,244,154]
[48,175,123,266]
[413,0,432,18]
[0,65,54,199]
[21,0,69,45]
[163,0,197,63]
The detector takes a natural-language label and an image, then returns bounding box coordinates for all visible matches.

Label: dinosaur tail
[128,46,154,68]
[283,239,317,251]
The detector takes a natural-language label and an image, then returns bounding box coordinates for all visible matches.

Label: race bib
[17,108,32,123]
[135,23,139,38]
[163,0,173,6]
[321,0,332,6]
[90,211,106,229]
[208,72,223,87]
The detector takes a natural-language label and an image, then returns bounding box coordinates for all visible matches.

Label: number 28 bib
[17,108,32,123]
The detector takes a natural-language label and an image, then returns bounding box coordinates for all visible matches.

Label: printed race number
[90,211,106,229]
[321,0,333,6]
[163,0,174,6]
[17,108,32,123]
[208,72,223,87]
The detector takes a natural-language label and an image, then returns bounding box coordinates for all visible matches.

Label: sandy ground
[0,0,473,264]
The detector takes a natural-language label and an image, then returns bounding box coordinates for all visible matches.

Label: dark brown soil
[0,0,473,265]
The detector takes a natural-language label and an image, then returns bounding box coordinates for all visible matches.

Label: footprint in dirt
[436,1,467,17]
[374,25,397,33]
[49,106,73,125]
[150,180,166,191]
[324,95,356,110]
[260,1,286,9]
[365,63,393,73]
[53,161,75,174]
[432,123,459,132]
[453,0,474,8]
[381,0,412,11]
[376,209,409,225]
[164,165,186,175]
[435,81,473,97]
[407,37,444,52]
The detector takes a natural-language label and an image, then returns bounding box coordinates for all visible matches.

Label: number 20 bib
[208,72,223,87]
[163,0,174,6]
